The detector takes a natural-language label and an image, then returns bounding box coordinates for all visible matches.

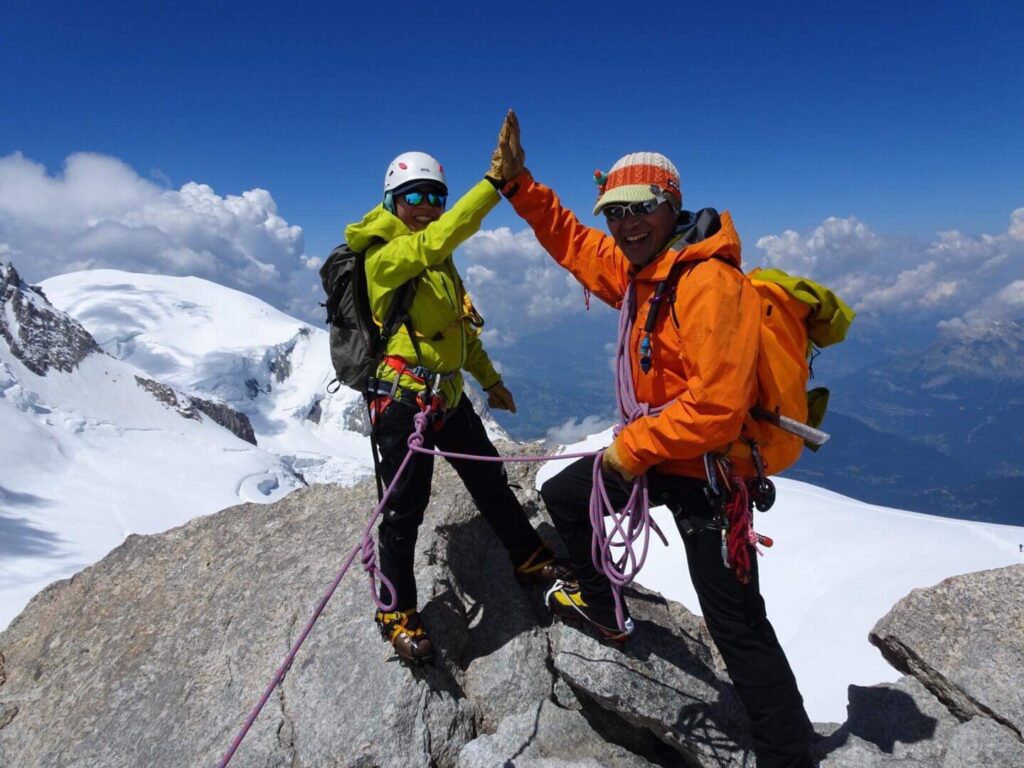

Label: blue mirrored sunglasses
[602,194,671,222]
[401,190,447,208]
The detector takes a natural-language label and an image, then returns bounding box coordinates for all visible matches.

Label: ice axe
[751,406,830,448]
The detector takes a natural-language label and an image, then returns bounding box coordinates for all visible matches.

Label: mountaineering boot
[545,579,634,645]
[375,609,434,665]
[514,543,575,586]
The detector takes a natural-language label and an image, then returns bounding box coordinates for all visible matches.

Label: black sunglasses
[401,190,447,208]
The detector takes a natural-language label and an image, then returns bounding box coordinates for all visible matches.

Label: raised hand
[488,109,526,184]
[501,109,525,180]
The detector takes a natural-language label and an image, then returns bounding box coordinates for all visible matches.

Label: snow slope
[2,267,378,631]
[41,269,374,486]
[1,297,303,630]
[538,429,1024,723]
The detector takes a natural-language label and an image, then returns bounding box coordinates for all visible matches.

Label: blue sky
[5,1,1022,251]
[2,1,1024,426]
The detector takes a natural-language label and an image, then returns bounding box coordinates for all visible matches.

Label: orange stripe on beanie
[605,163,679,197]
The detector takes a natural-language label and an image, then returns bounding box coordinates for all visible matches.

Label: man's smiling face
[607,201,678,267]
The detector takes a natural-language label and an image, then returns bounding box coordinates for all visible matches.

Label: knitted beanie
[593,152,682,215]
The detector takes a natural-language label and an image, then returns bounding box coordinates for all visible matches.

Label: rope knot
[408,407,433,448]
[359,537,376,570]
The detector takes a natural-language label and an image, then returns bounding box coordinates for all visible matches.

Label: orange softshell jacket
[507,171,762,480]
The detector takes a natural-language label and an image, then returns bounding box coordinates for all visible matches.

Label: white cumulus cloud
[755,207,1024,325]
[1008,208,1024,241]
[756,216,886,280]
[0,151,319,320]
[460,226,593,330]
[544,414,615,446]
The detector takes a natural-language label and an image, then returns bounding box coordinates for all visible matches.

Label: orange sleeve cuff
[500,169,532,199]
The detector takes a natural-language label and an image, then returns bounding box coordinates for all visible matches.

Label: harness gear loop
[699,452,773,584]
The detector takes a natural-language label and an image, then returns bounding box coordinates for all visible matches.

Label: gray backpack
[319,244,416,392]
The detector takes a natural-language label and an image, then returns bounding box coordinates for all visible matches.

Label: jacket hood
[636,207,741,282]
[344,205,410,254]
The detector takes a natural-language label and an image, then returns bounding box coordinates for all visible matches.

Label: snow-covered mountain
[796,318,1024,522]
[40,269,375,486]
[40,268,508,480]
[1,263,309,629]
[3,263,1023,726]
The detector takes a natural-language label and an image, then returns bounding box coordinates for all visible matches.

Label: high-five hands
[488,109,526,185]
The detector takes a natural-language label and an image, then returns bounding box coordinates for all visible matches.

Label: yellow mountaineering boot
[375,609,434,666]
[544,580,634,645]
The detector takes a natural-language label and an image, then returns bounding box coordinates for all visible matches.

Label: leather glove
[486,382,517,414]
[487,109,526,184]
[601,439,636,482]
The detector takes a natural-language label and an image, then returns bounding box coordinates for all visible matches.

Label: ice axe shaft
[751,407,830,447]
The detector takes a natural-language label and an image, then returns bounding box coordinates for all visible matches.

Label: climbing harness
[367,356,456,424]
[699,453,774,585]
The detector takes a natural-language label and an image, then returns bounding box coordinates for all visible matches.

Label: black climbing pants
[540,456,815,768]
[373,394,542,611]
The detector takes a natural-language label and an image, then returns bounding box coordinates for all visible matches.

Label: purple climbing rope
[217,279,667,766]
[586,281,671,631]
[214,410,426,768]
[216,406,602,767]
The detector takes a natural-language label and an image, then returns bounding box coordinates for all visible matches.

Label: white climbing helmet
[383,151,448,196]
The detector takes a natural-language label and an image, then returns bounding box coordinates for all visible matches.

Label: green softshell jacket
[344,179,502,407]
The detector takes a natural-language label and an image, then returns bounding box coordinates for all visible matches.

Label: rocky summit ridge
[0,259,257,445]
[0,453,1021,767]
[0,261,101,376]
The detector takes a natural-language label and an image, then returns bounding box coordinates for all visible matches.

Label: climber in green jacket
[343,112,571,665]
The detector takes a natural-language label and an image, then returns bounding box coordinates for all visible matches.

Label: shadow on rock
[568,642,751,766]
[438,513,555,666]
[551,583,755,767]
[846,684,939,752]
[814,683,940,761]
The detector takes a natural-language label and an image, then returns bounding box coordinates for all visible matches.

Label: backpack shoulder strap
[636,259,691,373]
[383,278,425,365]
[642,259,689,334]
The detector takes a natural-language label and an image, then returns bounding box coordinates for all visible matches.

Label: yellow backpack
[740,268,856,476]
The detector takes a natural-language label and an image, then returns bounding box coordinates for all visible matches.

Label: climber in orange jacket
[496,112,816,768]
